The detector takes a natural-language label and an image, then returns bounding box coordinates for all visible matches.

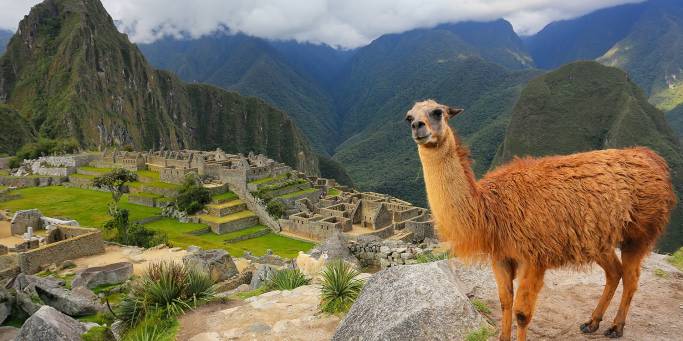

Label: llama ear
[447,107,464,118]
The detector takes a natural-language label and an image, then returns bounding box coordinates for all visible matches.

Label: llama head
[405,99,463,148]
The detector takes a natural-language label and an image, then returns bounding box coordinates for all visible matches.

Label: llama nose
[411,121,425,130]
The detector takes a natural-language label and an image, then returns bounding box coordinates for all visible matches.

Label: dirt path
[453,253,683,340]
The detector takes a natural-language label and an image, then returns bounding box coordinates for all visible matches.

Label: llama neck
[418,129,490,257]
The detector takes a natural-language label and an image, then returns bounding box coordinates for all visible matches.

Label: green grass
[276,187,317,199]
[132,192,162,199]
[668,247,683,271]
[144,219,312,258]
[233,286,269,300]
[77,166,112,173]
[465,326,497,341]
[0,186,160,227]
[327,188,341,196]
[471,299,492,314]
[148,181,180,190]
[136,170,160,180]
[69,173,96,180]
[654,268,668,278]
[211,191,238,202]
[198,210,255,224]
[249,173,287,185]
[123,312,179,341]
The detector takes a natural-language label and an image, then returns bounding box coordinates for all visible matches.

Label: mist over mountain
[0,29,11,55]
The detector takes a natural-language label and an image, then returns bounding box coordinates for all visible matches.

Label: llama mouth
[414,134,431,144]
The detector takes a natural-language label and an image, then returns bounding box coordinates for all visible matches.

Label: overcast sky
[0,0,644,48]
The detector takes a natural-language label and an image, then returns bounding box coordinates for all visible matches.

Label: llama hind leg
[513,265,546,341]
[492,259,516,341]
[580,251,622,333]
[604,244,648,338]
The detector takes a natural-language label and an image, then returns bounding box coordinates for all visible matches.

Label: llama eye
[431,109,443,118]
[405,116,414,124]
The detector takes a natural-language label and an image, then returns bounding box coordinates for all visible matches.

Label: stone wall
[0,176,65,188]
[207,215,260,234]
[0,157,10,170]
[348,238,433,269]
[10,209,42,235]
[160,167,196,184]
[17,227,105,274]
[225,229,270,243]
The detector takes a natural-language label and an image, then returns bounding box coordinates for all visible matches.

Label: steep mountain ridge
[0,0,318,174]
[494,62,683,251]
[0,29,11,55]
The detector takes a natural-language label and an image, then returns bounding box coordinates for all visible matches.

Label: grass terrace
[77,166,113,173]
[211,191,238,203]
[248,173,288,185]
[0,186,160,227]
[197,210,256,224]
[277,187,317,199]
[327,188,341,197]
[144,219,311,257]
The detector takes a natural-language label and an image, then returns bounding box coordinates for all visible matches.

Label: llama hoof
[580,320,599,333]
[604,325,624,338]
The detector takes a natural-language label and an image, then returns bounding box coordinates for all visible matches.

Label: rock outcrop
[309,230,360,267]
[249,264,276,290]
[35,285,104,317]
[183,249,238,282]
[72,262,133,289]
[332,260,485,341]
[15,306,86,341]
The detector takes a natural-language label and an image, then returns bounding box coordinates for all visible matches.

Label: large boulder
[249,264,276,290]
[332,260,485,341]
[183,249,238,282]
[16,306,86,341]
[0,289,12,325]
[309,230,360,267]
[35,285,104,317]
[72,262,133,289]
[11,274,65,316]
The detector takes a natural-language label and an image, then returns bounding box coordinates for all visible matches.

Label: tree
[175,175,211,214]
[93,168,138,205]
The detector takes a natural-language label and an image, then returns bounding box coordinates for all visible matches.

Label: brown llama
[405,100,676,341]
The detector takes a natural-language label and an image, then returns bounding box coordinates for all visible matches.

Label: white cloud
[0,0,645,48]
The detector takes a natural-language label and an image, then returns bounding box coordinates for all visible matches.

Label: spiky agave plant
[319,260,364,314]
[267,268,310,290]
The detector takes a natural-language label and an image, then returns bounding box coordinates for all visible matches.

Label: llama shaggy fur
[406,100,676,341]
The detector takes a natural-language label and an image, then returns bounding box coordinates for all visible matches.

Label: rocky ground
[177,285,341,340]
[175,253,682,341]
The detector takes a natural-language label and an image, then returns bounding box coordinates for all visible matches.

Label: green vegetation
[416,252,449,263]
[327,188,341,197]
[211,191,238,203]
[465,326,497,341]
[277,188,317,199]
[118,261,214,329]
[7,137,79,168]
[122,311,179,341]
[78,166,113,173]
[93,168,138,204]
[319,260,364,314]
[144,219,311,257]
[267,269,310,291]
[249,173,287,185]
[104,206,168,248]
[175,176,211,214]
[233,286,269,300]
[136,170,160,180]
[669,247,683,271]
[80,326,110,341]
[654,268,668,278]
[198,210,255,224]
[266,200,287,218]
[0,105,34,156]
[0,186,160,227]
[471,299,492,315]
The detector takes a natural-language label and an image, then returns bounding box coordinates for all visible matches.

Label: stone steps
[205,200,247,217]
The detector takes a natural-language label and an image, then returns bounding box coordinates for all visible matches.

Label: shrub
[415,251,449,263]
[267,268,310,291]
[175,176,211,214]
[9,138,79,168]
[471,299,491,314]
[319,260,364,314]
[93,168,137,204]
[104,207,168,248]
[266,200,287,218]
[118,261,215,326]
[669,247,683,271]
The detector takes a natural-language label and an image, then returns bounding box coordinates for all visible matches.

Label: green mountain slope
[0,0,318,174]
[332,22,539,204]
[494,61,683,252]
[139,34,341,154]
[597,0,683,111]
[0,105,34,155]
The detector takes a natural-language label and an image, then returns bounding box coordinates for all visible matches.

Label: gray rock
[16,306,86,341]
[11,274,64,316]
[35,285,104,317]
[81,322,100,331]
[187,245,201,253]
[249,264,276,290]
[110,320,126,341]
[183,249,238,282]
[72,262,133,289]
[0,326,19,340]
[332,260,484,341]
[310,230,360,267]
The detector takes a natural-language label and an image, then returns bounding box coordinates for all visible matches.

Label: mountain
[598,0,683,111]
[139,34,345,154]
[493,61,683,252]
[332,21,539,205]
[0,105,34,155]
[0,29,11,55]
[525,2,646,69]
[0,0,318,174]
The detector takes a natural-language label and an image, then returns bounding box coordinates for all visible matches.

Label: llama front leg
[492,259,516,341]
[581,251,622,334]
[512,265,546,341]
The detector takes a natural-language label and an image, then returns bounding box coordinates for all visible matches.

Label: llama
[406,100,676,341]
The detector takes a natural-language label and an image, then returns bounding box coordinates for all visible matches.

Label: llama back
[478,147,675,268]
